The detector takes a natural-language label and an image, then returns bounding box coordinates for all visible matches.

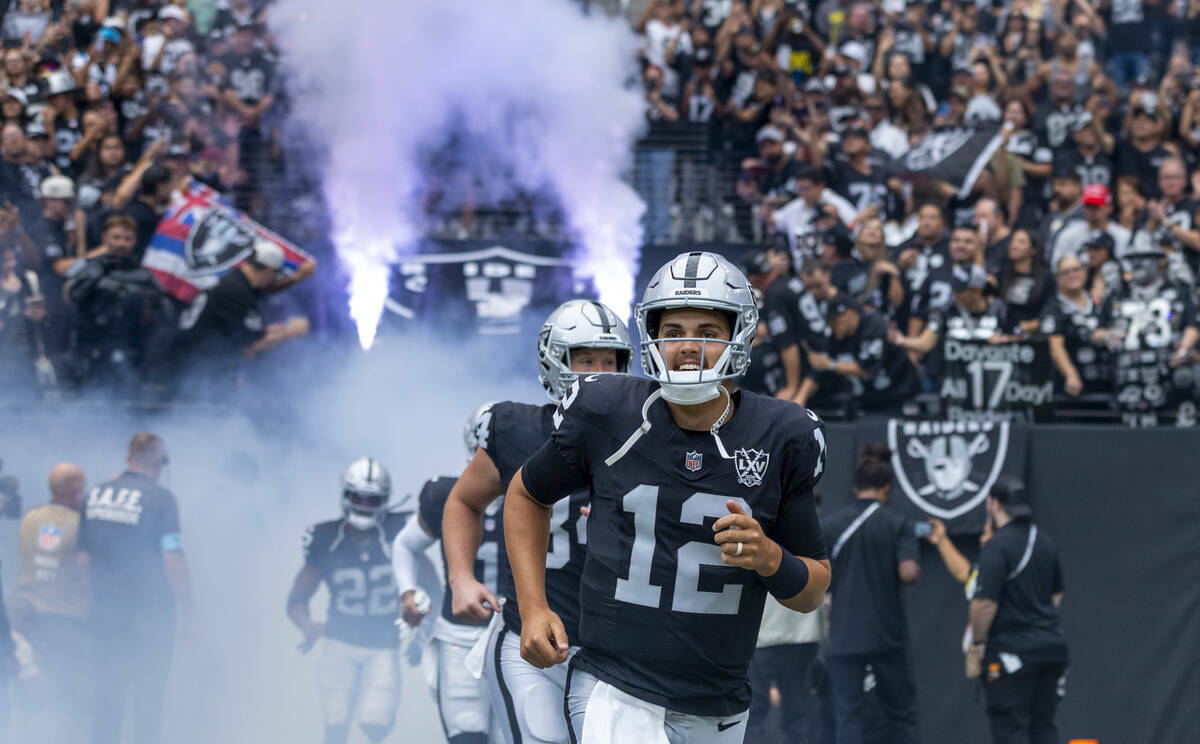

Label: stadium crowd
[636,0,1200,422]
[0,0,315,404]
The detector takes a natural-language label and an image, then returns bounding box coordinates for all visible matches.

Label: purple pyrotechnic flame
[272,0,646,348]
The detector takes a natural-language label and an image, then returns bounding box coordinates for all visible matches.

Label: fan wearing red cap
[1049,182,1131,271]
[1081,184,1109,206]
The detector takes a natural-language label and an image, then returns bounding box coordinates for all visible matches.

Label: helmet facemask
[638,305,756,405]
[342,489,387,530]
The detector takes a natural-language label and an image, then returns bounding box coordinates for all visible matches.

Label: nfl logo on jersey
[685,451,703,472]
[38,523,62,551]
[734,448,770,487]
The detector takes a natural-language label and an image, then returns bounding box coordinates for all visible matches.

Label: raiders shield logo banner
[142,179,311,303]
[854,418,1029,533]
[898,123,1004,199]
[386,241,589,337]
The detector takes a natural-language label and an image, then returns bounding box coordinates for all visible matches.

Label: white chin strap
[605,385,737,467]
[647,343,730,405]
[346,513,377,531]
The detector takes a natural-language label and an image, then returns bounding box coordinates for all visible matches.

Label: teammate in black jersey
[286,458,408,744]
[392,404,502,744]
[505,252,829,744]
[442,299,634,744]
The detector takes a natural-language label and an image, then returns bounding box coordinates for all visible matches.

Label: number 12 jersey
[523,375,827,716]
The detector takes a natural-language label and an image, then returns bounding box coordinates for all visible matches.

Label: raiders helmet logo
[887,419,1009,519]
[185,208,258,273]
[733,448,770,488]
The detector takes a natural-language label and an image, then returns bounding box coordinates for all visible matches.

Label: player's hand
[297,620,324,653]
[713,500,782,576]
[400,590,428,628]
[518,605,569,669]
[449,575,499,624]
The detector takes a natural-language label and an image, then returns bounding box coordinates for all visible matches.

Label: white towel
[581,679,671,744]
[464,606,504,679]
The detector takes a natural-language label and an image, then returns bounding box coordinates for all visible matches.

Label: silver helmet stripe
[682,251,702,288]
[591,301,613,333]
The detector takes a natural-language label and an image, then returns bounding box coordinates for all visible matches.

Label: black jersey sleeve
[485,401,552,489]
[301,522,331,568]
[524,376,607,504]
[772,408,828,560]
[417,477,452,539]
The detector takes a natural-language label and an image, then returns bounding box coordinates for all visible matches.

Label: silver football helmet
[463,401,496,462]
[537,300,634,401]
[635,251,758,405]
[340,457,392,530]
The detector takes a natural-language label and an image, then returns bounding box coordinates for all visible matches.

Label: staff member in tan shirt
[13,462,89,743]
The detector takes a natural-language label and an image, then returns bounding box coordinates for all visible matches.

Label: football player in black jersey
[392,403,502,744]
[442,299,634,744]
[286,459,409,744]
[505,252,829,744]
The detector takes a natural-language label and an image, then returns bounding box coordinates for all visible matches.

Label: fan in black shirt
[993,229,1053,334]
[1054,118,1114,190]
[1041,253,1109,397]
[741,247,803,400]
[808,293,920,413]
[176,241,312,371]
[1115,103,1175,199]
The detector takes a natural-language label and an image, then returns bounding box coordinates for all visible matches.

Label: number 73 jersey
[303,511,410,649]
[534,375,828,716]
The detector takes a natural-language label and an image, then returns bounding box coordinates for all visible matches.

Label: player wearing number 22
[441,299,635,744]
[506,252,831,744]
[286,458,408,744]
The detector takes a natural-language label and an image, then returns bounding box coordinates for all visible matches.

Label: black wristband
[761,552,811,601]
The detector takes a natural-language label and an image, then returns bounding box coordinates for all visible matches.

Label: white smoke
[271,0,647,348]
[0,334,540,742]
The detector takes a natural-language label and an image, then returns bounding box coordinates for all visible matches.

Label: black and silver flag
[900,124,1005,199]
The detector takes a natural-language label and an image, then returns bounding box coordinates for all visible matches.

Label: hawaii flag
[141,179,311,303]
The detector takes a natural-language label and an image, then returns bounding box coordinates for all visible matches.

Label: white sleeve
[391,517,437,597]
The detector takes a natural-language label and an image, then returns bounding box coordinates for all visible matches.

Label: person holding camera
[968,477,1068,744]
[821,443,921,744]
[63,213,174,393]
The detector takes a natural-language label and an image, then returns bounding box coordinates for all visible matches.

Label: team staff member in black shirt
[821,444,920,744]
[969,477,1068,744]
[78,433,192,744]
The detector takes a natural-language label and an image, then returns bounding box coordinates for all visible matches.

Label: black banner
[900,124,1004,199]
[940,338,1054,422]
[1112,347,1200,427]
[384,241,594,337]
[851,418,1028,534]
